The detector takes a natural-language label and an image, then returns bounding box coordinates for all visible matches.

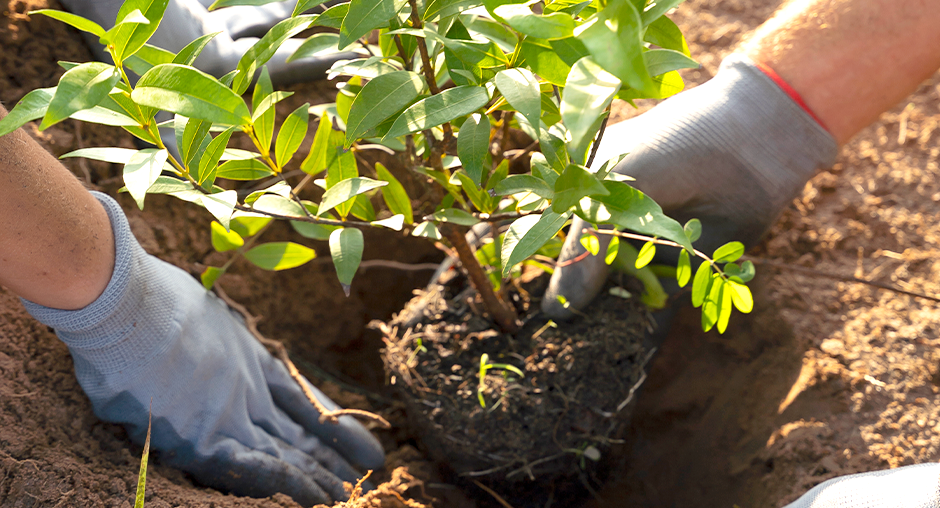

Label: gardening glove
[59,0,361,86]
[21,192,384,506]
[542,54,838,319]
[783,463,940,508]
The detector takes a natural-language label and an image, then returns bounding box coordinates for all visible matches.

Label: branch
[214,286,391,428]
[586,107,611,168]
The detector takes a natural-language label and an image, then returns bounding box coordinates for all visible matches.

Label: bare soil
[3,0,940,506]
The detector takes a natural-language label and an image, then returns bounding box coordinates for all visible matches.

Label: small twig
[585,107,610,168]
[743,255,940,304]
[472,481,516,508]
[505,139,539,162]
[358,259,441,272]
[215,286,391,428]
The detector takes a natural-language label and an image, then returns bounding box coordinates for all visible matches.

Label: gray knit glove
[543,54,838,319]
[784,464,940,508]
[22,193,384,506]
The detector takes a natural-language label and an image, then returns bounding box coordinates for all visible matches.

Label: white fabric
[785,464,940,508]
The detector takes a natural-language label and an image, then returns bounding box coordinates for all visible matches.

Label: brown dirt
[3,0,940,506]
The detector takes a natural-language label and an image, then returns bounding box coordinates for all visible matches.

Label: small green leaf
[713,241,745,263]
[200,266,225,290]
[372,214,405,231]
[329,228,364,295]
[134,64,251,126]
[211,221,244,251]
[197,126,237,186]
[485,158,510,191]
[493,4,575,39]
[105,0,170,63]
[376,162,413,224]
[728,280,753,314]
[424,0,483,20]
[217,159,275,180]
[339,0,407,48]
[561,57,620,164]
[276,103,310,167]
[133,407,151,508]
[288,32,340,62]
[538,123,569,173]
[244,242,316,271]
[383,85,489,140]
[291,220,338,240]
[495,68,541,135]
[457,113,491,184]
[717,278,733,333]
[313,3,349,28]
[605,236,620,265]
[641,0,683,26]
[173,32,222,66]
[30,9,105,37]
[520,39,570,87]
[0,87,55,136]
[644,15,690,56]
[124,148,169,210]
[232,15,316,95]
[209,0,287,9]
[676,248,691,287]
[412,221,442,240]
[501,211,570,277]
[691,260,712,308]
[683,218,701,243]
[552,164,609,213]
[644,49,698,77]
[200,190,238,231]
[294,0,331,15]
[737,260,756,283]
[494,174,554,199]
[580,233,600,256]
[453,170,493,213]
[576,0,655,96]
[431,208,479,226]
[231,216,272,237]
[345,71,424,146]
[41,62,121,130]
[700,275,723,332]
[318,177,387,218]
[635,241,655,269]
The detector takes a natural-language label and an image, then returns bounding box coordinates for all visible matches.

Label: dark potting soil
[379,269,655,507]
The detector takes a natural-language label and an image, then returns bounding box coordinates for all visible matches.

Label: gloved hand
[59,0,359,86]
[783,463,940,508]
[22,192,384,507]
[542,54,839,319]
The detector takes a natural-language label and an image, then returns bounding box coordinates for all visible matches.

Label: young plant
[0,0,753,334]
[478,353,525,408]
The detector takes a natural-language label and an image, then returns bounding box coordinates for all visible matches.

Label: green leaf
[717,278,732,333]
[335,77,358,126]
[301,116,333,175]
[495,68,541,135]
[605,235,619,265]
[232,15,316,95]
[700,275,723,332]
[375,162,413,224]
[197,126,237,186]
[644,15,690,56]
[728,280,753,314]
[133,410,151,508]
[575,180,692,250]
[635,241,655,269]
[372,214,405,231]
[501,211,570,277]
[30,9,105,36]
[133,64,251,126]
[61,147,141,164]
[276,103,310,167]
[294,0,331,16]
[252,91,292,153]
[231,216,272,237]
[580,233,600,256]
[530,152,558,187]
[494,174,554,199]
[691,260,712,308]
[70,106,138,126]
[561,57,620,163]
[325,145,359,218]
[452,170,493,213]
[173,32,222,66]
[641,0,684,26]
[383,85,489,140]
[457,113,491,184]
[520,38,569,87]
[539,124,569,173]
[431,208,479,226]
[123,43,176,76]
[549,36,590,66]
[211,221,244,251]
[105,0,170,62]
[339,0,407,48]
[245,242,316,271]
[209,0,288,9]
[291,220,338,240]
[251,193,307,217]
[318,177,387,218]
[713,241,745,263]
[552,164,609,213]
[200,266,225,290]
[676,248,691,287]
[200,190,238,231]
[576,0,655,96]
[425,0,484,21]
[252,66,273,111]
[436,31,507,86]
[124,148,169,210]
[288,33,340,62]
[493,4,575,39]
[0,87,55,136]
[644,49,698,77]
[345,71,424,147]
[217,159,275,180]
[683,218,701,243]
[312,3,348,28]
[485,158,509,191]
[178,117,211,171]
[329,228,364,295]
[41,62,121,130]
[412,221,442,240]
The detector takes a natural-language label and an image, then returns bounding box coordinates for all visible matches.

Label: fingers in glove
[542,216,612,320]
[262,354,386,470]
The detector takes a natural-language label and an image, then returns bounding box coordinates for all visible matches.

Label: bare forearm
[0,107,114,309]
[741,0,940,144]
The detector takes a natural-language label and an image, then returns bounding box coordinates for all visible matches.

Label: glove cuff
[21,192,176,375]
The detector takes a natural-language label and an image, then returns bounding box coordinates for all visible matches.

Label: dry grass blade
[134,400,152,508]
[472,480,516,508]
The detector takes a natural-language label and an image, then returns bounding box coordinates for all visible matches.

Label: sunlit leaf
[383,85,489,140]
[501,211,570,277]
[713,241,745,263]
[329,228,364,295]
[41,63,121,130]
[211,220,244,252]
[561,57,620,164]
[124,148,169,210]
[276,103,310,167]
[345,71,424,146]
[245,242,316,270]
[133,64,251,125]
[676,248,691,287]
[318,177,387,218]
[376,162,413,224]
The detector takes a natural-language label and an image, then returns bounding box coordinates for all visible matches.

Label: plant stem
[586,107,611,168]
[442,224,520,333]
